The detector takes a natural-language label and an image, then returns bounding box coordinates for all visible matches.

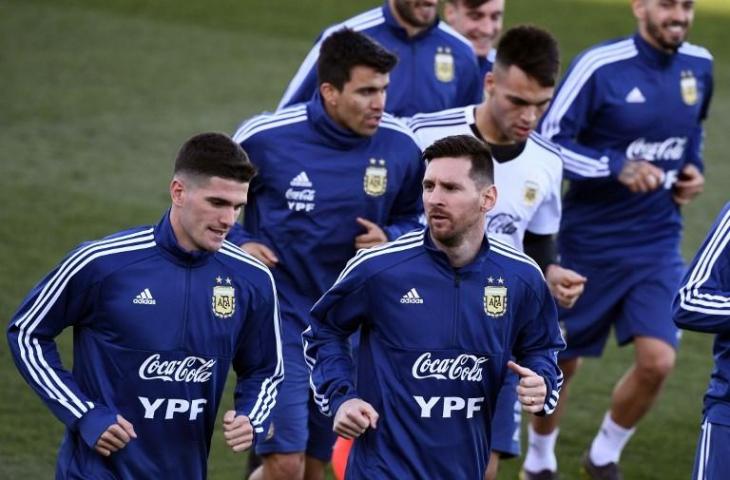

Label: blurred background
[1,1,728,478]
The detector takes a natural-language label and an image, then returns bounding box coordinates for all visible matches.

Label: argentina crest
[212,276,236,319]
[434,46,454,82]
[363,158,387,196]
[680,70,698,106]
[484,277,507,317]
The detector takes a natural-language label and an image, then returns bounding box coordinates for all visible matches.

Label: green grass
[1,1,727,478]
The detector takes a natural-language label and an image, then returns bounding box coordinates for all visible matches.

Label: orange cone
[331,437,353,480]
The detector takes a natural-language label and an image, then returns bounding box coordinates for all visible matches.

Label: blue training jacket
[277,2,482,117]
[229,94,424,344]
[7,212,283,479]
[304,229,565,479]
[540,33,713,264]
[674,202,730,426]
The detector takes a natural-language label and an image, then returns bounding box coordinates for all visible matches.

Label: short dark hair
[174,132,256,183]
[422,135,494,187]
[317,29,398,90]
[495,25,560,87]
[445,0,492,8]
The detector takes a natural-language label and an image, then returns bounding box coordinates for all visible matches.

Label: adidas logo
[625,87,646,103]
[400,288,424,304]
[133,288,156,305]
[290,171,312,188]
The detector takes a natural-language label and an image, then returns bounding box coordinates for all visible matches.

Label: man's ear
[170,177,185,206]
[320,82,339,108]
[481,184,498,213]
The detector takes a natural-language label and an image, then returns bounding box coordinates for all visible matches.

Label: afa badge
[364,158,387,197]
[680,70,698,106]
[434,47,454,83]
[523,181,540,207]
[484,277,507,317]
[212,276,236,319]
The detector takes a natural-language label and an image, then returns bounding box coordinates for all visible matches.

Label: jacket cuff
[75,406,118,449]
[606,150,626,178]
[330,392,359,419]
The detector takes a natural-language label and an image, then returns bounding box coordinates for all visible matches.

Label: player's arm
[229,267,284,450]
[539,57,662,190]
[6,248,122,450]
[524,232,586,309]
[673,203,730,333]
[224,132,280,267]
[511,278,565,416]
[458,51,484,106]
[674,70,713,205]
[277,32,326,110]
[303,266,369,418]
[381,141,426,240]
[684,68,713,174]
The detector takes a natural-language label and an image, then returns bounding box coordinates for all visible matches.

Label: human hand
[241,242,279,268]
[354,218,388,250]
[618,160,665,193]
[508,361,547,414]
[545,265,587,309]
[672,164,704,205]
[222,410,254,453]
[333,398,379,440]
[94,414,137,457]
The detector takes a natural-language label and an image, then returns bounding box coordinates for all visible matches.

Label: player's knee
[636,350,675,383]
[263,453,305,480]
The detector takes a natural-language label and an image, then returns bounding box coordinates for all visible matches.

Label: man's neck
[474,103,510,145]
[430,228,485,268]
[389,0,432,38]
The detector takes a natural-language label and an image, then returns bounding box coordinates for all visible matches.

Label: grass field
[1,1,727,478]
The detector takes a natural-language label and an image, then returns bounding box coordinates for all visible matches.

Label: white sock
[589,412,636,466]
[523,424,559,473]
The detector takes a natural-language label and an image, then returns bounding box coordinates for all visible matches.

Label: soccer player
[277,0,482,117]
[6,133,283,479]
[229,29,424,480]
[674,202,730,480]
[522,1,714,479]
[409,25,585,480]
[443,0,505,80]
[303,135,565,479]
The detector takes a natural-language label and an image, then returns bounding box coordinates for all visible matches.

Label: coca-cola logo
[139,354,216,383]
[411,352,487,382]
[626,137,687,162]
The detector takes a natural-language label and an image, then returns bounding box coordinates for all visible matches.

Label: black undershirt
[469,120,558,271]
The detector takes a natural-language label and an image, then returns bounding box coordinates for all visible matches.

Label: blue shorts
[255,334,336,461]
[692,419,730,479]
[557,257,684,359]
[491,372,521,457]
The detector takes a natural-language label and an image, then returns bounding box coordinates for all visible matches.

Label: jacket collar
[423,227,491,274]
[154,210,214,267]
[307,92,372,150]
[382,1,440,41]
[633,32,678,68]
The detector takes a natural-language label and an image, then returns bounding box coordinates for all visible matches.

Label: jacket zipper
[452,271,461,345]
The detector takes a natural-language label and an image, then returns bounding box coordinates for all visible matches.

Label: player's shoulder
[678,41,714,63]
[335,229,426,285]
[408,106,470,132]
[232,104,309,144]
[434,20,476,55]
[527,132,564,171]
[487,237,544,282]
[217,241,276,289]
[321,6,385,38]
[378,113,420,146]
[567,36,638,77]
[65,225,157,279]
